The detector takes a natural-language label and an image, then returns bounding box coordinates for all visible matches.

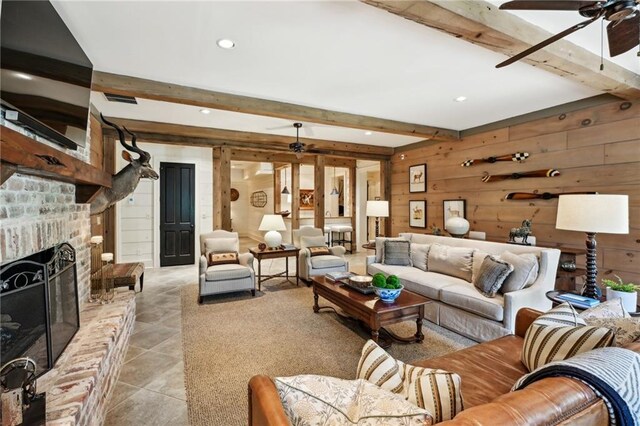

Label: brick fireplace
[0,120,135,425]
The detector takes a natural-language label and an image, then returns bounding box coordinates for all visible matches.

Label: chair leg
[251,289,256,297]
[198,296,203,304]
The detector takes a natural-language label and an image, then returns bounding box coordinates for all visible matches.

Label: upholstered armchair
[293,227,349,281]
[199,230,255,303]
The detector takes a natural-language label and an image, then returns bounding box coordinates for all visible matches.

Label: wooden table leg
[258,258,262,291]
[140,271,144,292]
[371,329,380,344]
[286,256,289,281]
[313,289,320,313]
[296,255,299,286]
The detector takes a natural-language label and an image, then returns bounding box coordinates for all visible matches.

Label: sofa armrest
[329,246,346,257]
[503,284,552,333]
[248,375,289,426]
[514,308,542,338]
[366,255,376,266]
[439,377,606,425]
[239,252,254,270]
[199,255,207,276]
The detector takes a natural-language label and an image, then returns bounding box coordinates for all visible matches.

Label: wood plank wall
[391,100,640,284]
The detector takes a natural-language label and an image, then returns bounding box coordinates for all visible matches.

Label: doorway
[160,162,195,266]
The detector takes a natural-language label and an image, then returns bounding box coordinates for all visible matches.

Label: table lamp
[555,194,629,299]
[259,214,287,248]
[366,200,389,238]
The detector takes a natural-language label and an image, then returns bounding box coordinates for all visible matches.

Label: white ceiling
[52,1,638,147]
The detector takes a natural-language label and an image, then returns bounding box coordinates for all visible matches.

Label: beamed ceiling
[50,0,640,149]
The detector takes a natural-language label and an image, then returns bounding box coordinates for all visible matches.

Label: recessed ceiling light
[200,109,211,114]
[14,72,32,80]
[216,39,235,49]
[454,96,467,102]
[364,131,373,136]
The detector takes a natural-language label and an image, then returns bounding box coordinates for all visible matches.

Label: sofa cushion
[356,339,404,394]
[274,375,432,426]
[535,302,586,327]
[205,237,237,254]
[367,263,415,280]
[310,255,345,269]
[207,251,239,266]
[440,284,504,321]
[579,298,631,320]
[583,317,640,347]
[410,243,430,271]
[383,240,412,266]
[521,323,614,372]
[428,244,474,282]
[397,270,468,300]
[473,255,513,298]
[205,263,252,281]
[499,251,539,294]
[375,236,410,263]
[308,246,330,257]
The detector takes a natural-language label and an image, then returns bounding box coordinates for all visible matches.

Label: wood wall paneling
[314,156,326,229]
[391,100,640,288]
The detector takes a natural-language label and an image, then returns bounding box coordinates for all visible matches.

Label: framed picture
[443,199,466,223]
[409,164,427,193]
[300,189,314,210]
[409,200,426,228]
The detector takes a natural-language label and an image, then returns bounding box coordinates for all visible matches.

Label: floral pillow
[582,317,640,347]
[579,298,631,321]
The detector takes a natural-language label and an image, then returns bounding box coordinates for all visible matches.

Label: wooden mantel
[1,125,112,203]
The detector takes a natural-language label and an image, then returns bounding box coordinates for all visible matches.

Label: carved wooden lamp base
[581,232,601,299]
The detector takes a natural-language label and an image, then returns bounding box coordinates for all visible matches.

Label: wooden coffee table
[311,275,431,347]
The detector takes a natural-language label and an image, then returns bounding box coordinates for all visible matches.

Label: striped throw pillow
[405,369,463,422]
[535,302,586,327]
[521,323,614,372]
[356,340,404,394]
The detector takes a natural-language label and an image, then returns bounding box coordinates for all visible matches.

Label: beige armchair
[293,227,348,281]
[199,230,255,303]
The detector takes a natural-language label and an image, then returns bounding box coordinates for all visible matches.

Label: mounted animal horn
[124,126,150,163]
[100,113,147,160]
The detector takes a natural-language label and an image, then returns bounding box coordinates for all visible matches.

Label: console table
[249,247,300,291]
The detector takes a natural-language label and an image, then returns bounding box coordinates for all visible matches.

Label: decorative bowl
[349,275,373,289]
[373,285,404,303]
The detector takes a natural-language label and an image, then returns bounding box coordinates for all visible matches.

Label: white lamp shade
[366,200,389,217]
[556,194,629,234]
[259,214,287,231]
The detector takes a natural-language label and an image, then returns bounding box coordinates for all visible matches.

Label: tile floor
[104,238,371,425]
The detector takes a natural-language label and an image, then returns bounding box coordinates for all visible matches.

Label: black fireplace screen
[0,243,79,376]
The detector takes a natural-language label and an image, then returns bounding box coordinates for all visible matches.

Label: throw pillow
[300,235,326,249]
[207,252,239,266]
[521,323,615,371]
[275,375,432,426]
[308,246,330,257]
[499,251,539,293]
[383,240,412,266]
[583,317,640,347]
[579,298,631,320]
[375,236,410,263]
[427,244,474,282]
[471,250,489,285]
[357,340,463,422]
[356,339,404,394]
[204,237,237,255]
[534,302,586,327]
[410,243,430,271]
[473,255,514,298]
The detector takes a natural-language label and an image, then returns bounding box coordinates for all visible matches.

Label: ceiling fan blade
[607,15,640,57]
[496,15,601,67]
[265,124,293,131]
[304,127,315,137]
[500,0,601,11]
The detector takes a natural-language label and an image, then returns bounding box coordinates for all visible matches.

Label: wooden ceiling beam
[230,149,357,168]
[361,0,640,100]
[93,71,459,140]
[102,117,391,160]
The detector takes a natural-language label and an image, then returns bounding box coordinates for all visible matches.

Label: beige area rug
[181,283,474,426]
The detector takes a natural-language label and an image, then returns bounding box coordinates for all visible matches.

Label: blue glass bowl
[373,285,404,303]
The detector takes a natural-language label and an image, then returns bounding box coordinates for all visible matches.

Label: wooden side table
[249,247,300,291]
[546,290,639,317]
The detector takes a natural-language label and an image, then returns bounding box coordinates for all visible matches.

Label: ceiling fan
[289,122,306,158]
[268,122,330,137]
[496,0,640,68]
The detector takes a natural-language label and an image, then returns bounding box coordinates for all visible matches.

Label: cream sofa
[367,234,560,342]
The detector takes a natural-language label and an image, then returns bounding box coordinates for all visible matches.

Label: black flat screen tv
[1,0,93,150]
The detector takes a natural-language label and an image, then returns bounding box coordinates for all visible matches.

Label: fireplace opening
[0,243,79,376]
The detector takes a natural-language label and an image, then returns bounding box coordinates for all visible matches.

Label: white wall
[116,142,213,267]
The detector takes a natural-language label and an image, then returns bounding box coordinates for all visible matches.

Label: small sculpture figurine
[509,219,533,245]
[430,224,442,236]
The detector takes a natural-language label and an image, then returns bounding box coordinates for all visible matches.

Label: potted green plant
[602,275,638,313]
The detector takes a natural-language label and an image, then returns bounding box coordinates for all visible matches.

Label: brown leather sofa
[248,308,640,425]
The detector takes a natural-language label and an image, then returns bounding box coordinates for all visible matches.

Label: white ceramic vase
[606,287,638,313]
[445,216,470,238]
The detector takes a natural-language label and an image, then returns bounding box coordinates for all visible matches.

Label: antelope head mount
[89,114,159,215]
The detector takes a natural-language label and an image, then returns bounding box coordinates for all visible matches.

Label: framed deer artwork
[409,164,427,193]
[409,200,426,228]
[300,189,314,210]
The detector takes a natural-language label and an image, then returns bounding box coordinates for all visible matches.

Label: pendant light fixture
[330,167,339,196]
[281,167,290,195]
